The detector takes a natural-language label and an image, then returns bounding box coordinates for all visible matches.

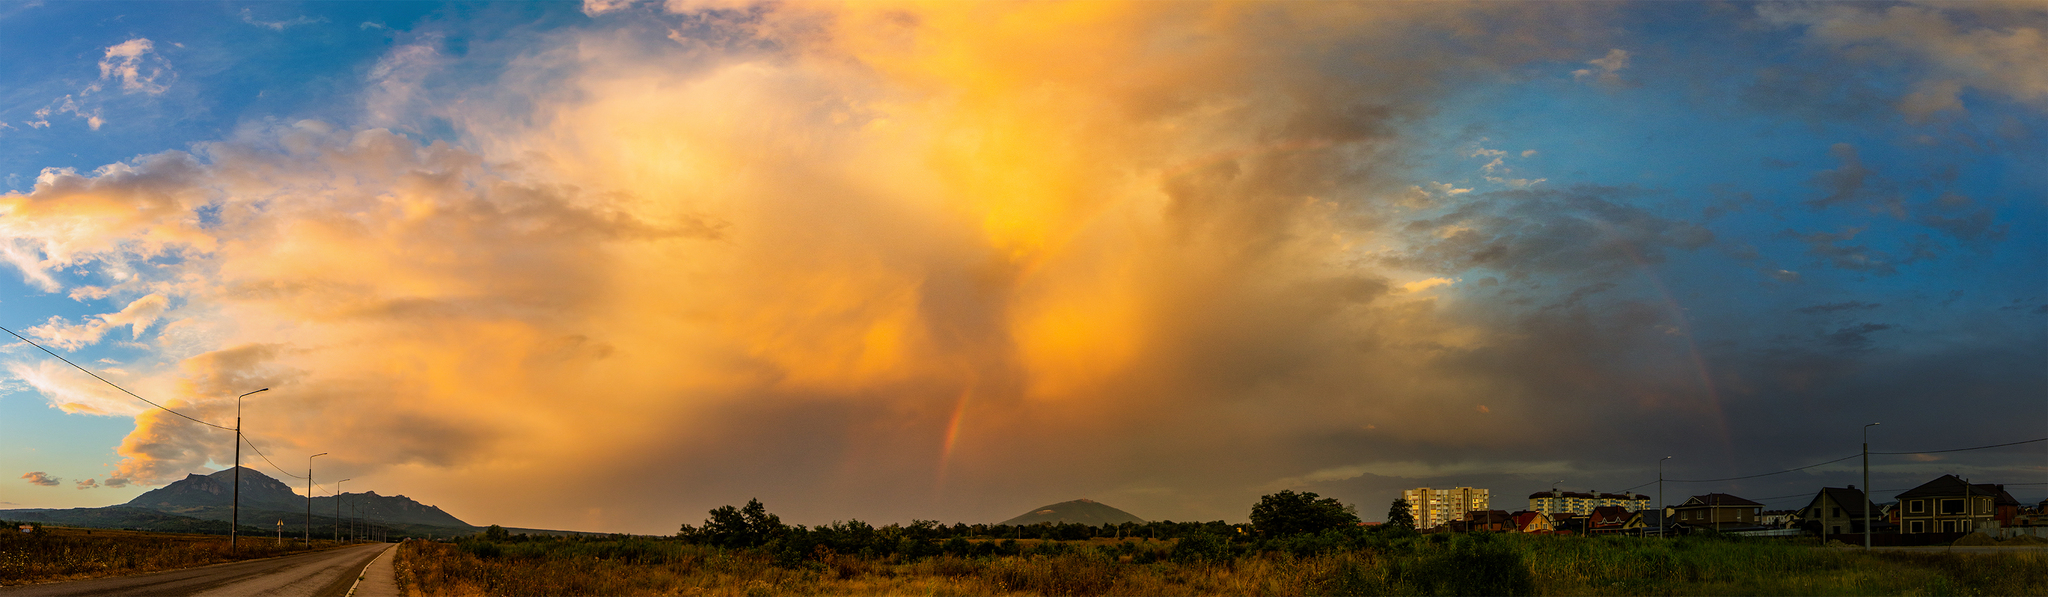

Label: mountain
[999,499,1147,526]
[126,467,476,530]
[127,468,303,512]
[2,467,480,538]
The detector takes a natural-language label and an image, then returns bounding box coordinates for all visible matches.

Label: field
[393,532,2048,596]
[0,523,332,586]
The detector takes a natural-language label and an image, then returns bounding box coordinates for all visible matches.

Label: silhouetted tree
[483,524,509,542]
[694,498,785,548]
[1385,498,1416,531]
[1250,490,1359,536]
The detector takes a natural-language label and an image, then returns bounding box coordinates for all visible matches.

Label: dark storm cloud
[1385,185,1714,280]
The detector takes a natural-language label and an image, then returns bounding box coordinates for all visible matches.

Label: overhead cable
[1666,453,1861,483]
[242,434,308,479]
[1,324,232,431]
[1872,437,2047,455]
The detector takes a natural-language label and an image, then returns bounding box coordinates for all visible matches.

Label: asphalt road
[0,543,393,597]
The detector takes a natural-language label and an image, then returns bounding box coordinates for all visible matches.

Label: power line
[1872,437,2048,455]
[242,434,307,480]
[1,324,232,431]
[1667,453,1861,483]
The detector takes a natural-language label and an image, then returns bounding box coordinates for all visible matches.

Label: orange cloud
[2,1,1637,529]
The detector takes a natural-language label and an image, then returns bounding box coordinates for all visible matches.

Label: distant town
[1393,474,2046,546]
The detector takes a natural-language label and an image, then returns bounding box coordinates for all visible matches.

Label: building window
[1909,500,1924,513]
[1940,499,1964,515]
[1909,520,1923,534]
[1941,520,1954,533]
[1831,507,1841,518]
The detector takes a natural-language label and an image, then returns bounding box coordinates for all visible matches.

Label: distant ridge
[2,466,480,537]
[999,499,1146,526]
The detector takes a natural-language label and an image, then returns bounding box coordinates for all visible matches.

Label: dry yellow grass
[393,533,2048,596]
[0,525,332,586]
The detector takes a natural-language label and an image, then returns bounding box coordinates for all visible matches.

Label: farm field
[393,531,2048,596]
[0,523,334,587]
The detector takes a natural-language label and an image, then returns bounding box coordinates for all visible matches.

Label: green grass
[393,531,2048,596]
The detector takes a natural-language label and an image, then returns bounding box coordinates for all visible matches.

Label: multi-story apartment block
[1402,487,1490,529]
[1527,489,1651,515]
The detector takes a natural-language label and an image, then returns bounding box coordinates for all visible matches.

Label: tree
[483,524,509,542]
[1250,490,1360,536]
[696,498,785,548]
[1385,498,1416,531]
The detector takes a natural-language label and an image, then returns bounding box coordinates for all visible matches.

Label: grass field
[392,532,2048,596]
[0,522,334,586]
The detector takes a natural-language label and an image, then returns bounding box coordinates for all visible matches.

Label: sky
[0,1,2043,534]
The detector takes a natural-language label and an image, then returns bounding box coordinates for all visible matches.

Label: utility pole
[230,388,269,550]
[1864,422,1879,550]
[306,453,326,544]
[335,478,351,543]
[1659,456,1672,538]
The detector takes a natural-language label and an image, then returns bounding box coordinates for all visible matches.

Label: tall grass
[393,532,2048,596]
[0,525,327,586]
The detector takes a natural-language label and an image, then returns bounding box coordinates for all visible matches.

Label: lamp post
[1659,456,1673,538]
[230,388,269,551]
[335,478,351,543]
[1863,422,1879,550]
[306,453,326,544]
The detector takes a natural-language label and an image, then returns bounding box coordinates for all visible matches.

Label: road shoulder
[347,543,401,597]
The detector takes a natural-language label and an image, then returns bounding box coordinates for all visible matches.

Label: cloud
[1760,3,2048,119]
[19,38,175,131]
[98,38,173,95]
[75,478,99,490]
[0,1,2036,531]
[239,8,326,31]
[20,472,60,486]
[24,293,169,350]
[1796,301,1881,314]
[1383,185,1713,279]
[1821,322,1893,351]
[1785,227,1896,275]
[102,477,130,488]
[1806,143,1873,210]
[1572,48,1632,88]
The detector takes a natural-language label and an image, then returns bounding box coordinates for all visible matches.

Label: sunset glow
[1,1,2042,533]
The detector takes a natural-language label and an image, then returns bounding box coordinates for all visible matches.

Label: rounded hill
[998,499,1146,526]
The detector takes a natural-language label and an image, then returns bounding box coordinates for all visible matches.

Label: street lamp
[1659,456,1673,538]
[335,479,351,543]
[230,388,269,550]
[307,453,327,544]
[1864,422,1879,550]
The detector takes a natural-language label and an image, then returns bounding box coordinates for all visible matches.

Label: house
[1759,509,1798,529]
[1622,509,1669,536]
[1512,511,1554,534]
[1798,486,1883,538]
[1549,512,1584,535]
[1894,474,2021,534]
[1587,506,1633,534]
[1463,510,1516,532]
[1671,493,1762,531]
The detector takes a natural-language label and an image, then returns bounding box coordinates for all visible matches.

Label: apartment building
[1527,489,1651,515]
[1402,487,1490,529]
